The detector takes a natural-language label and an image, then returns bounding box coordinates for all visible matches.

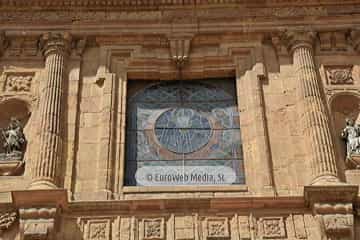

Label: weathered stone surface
[0,1,359,240]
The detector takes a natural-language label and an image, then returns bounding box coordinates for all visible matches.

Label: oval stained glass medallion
[154,108,212,154]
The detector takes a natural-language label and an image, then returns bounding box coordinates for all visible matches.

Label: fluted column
[285,31,340,185]
[30,33,71,189]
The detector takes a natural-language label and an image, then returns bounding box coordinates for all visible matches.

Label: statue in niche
[341,118,360,168]
[0,118,26,161]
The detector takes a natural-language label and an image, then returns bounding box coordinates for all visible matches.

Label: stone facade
[0,0,360,239]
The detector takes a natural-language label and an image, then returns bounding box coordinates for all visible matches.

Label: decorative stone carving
[4,73,33,92]
[258,217,286,239]
[341,118,360,168]
[204,217,229,239]
[314,203,354,240]
[143,218,165,240]
[77,218,111,240]
[88,221,108,240]
[0,212,17,234]
[325,66,353,85]
[19,207,57,240]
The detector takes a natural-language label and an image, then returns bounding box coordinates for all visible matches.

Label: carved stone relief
[203,217,230,240]
[258,217,286,239]
[141,218,165,240]
[78,218,111,240]
[4,73,33,92]
[325,66,354,85]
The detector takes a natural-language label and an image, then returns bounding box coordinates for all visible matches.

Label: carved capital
[282,30,317,53]
[168,34,193,70]
[39,32,72,57]
[19,207,58,240]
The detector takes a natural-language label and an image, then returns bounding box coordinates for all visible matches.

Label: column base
[28,180,57,190]
[310,174,342,186]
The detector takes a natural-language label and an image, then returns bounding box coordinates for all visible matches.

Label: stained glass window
[125,80,245,186]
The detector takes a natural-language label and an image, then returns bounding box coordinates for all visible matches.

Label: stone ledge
[304,184,359,206]
[11,189,68,209]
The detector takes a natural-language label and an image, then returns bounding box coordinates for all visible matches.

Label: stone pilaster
[284,31,340,185]
[30,33,72,189]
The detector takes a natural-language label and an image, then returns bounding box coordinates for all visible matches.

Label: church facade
[0,0,359,239]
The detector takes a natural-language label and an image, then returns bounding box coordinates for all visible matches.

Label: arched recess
[0,97,31,176]
[329,92,360,168]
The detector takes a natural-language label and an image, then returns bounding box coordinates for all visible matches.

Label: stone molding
[0,0,359,9]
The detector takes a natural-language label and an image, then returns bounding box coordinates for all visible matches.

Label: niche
[330,93,360,169]
[0,98,30,176]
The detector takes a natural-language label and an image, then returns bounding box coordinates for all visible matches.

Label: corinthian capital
[282,30,317,53]
[39,32,72,57]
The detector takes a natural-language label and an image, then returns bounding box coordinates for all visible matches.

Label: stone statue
[0,118,26,161]
[341,118,360,168]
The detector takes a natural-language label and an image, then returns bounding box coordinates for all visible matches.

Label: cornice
[0,0,359,10]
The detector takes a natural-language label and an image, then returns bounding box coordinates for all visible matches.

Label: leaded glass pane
[125,79,245,186]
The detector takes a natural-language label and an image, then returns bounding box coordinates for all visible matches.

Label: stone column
[30,33,71,189]
[285,31,340,185]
